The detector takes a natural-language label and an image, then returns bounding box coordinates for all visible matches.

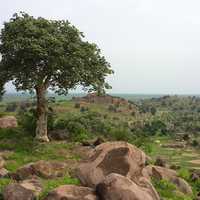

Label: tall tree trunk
[35,85,49,142]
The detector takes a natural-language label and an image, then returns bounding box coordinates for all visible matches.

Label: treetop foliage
[0,12,113,95]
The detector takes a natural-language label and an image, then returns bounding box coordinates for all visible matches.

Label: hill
[0,94,200,199]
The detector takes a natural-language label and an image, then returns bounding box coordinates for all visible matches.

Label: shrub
[0,112,6,118]
[131,111,136,117]
[144,120,167,135]
[108,104,117,112]
[80,106,89,112]
[178,168,190,181]
[152,179,192,200]
[150,107,157,115]
[110,127,131,141]
[18,108,56,135]
[192,139,199,147]
[5,102,18,112]
[74,103,81,108]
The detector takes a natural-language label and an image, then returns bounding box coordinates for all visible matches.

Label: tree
[150,107,157,115]
[0,12,113,142]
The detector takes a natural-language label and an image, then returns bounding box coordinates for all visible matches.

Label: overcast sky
[1,0,200,94]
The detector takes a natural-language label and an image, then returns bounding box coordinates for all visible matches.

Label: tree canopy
[0,12,113,93]
[0,12,113,141]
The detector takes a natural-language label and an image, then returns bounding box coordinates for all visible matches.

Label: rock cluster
[3,178,42,200]
[10,160,68,180]
[0,116,17,129]
[1,141,194,200]
[73,93,129,105]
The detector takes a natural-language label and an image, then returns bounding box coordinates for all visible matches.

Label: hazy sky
[1,0,200,94]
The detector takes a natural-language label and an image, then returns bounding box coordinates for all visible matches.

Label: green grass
[0,128,81,198]
[0,178,14,193]
[2,98,200,198]
[39,176,80,199]
[0,128,79,172]
[140,135,200,170]
[152,179,193,200]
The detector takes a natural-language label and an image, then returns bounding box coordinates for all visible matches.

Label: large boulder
[0,168,9,178]
[76,141,146,187]
[96,173,160,200]
[12,160,67,180]
[3,183,36,200]
[3,178,42,200]
[142,165,177,180]
[0,116,17,128]
[44,185,98,200]
[20,178,43,196]
[142,165,193,195]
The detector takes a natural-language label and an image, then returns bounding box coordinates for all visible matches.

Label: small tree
[0,12,113,142]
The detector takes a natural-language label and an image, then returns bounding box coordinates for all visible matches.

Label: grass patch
[0,128,79,172]
[152,179,193,200]
[39,176,80,199]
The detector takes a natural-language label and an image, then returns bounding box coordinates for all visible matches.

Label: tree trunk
[35,85,49,142]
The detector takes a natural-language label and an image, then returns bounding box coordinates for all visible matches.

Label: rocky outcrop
[3,183,35,200]
[20,178,43,196]
[0,116,17,128]
[11,160,67,180]
[142,165,193,195]
[96,173,160,200]
[76,141,146,187]
[3,141,194,200]
[44,185,98,200]
[3,177,42,200]
[73,93,129,106]
[0,156,9,178]
[0,167,9,177]
[75,141,160,199]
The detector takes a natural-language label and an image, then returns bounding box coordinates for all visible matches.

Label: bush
[152,179,192,200]
[5,102,18,112]
[0,112,6,118]
[18,108,56,135]
[53,111,135,142]
[80,106,89,112]
[110,127,131,141]
[74,103,81,108]
[192,139,199,147]
[150,107,157,115]
[144,120,167,135]
[108,104,117,112]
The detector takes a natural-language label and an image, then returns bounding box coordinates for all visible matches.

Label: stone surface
[3,183,35,200]
[0,168,9,177]
[96,173,160,200]
[12,160,67,180]
[0,116,17,128]
[142,165,177,180]
[76,141,146,187]
[0,157,5,168]
[73,93,129,106]
[44,185,98,200]
[20,178,43,196]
